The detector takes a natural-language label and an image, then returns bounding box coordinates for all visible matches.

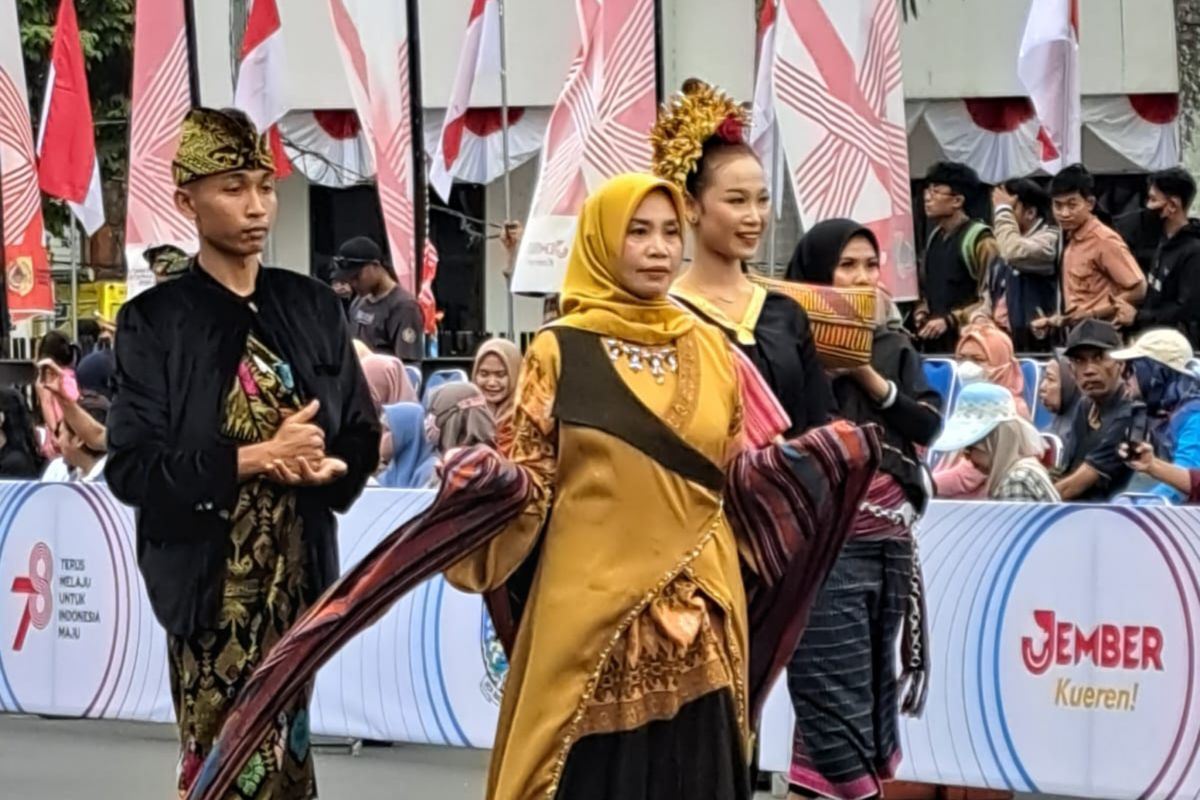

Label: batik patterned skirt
[169,333,316,799]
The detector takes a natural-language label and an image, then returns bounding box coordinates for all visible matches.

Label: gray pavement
[0,715,1073,799]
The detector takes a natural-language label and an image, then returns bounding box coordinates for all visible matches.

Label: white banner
[2,485,1200,797]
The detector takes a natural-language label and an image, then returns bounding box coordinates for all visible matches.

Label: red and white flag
[36,0,105,235]
[773,0,917,300]
[328,0,417,291]
[419,238,439,334]
[234,0,292,178]
[1018,0,1081,171]
[124,0,196,297]
[750,0,781,210]
[0,0,54,318]
[511,0,657,294]
[431,0,501,200]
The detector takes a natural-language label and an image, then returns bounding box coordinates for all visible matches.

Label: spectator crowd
[0,159,1197,512]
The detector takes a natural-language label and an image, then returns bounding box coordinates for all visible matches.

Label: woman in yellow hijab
[447,173,877,800]
[449,172,754,799]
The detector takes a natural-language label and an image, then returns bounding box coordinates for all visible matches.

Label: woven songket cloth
[172,107,275,186]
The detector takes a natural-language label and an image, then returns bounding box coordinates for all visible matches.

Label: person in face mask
[1112,168,1200,348]
[934,323,1030,499]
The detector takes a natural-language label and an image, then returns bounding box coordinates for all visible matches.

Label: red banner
[0,0,54,319]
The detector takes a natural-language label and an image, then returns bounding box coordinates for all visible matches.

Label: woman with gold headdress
[445,173,880,799]
[653,81,835,437]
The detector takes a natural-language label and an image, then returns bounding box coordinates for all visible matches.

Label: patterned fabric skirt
[786,538,914,800]
[168,480,315,799]
[556,690,750,800]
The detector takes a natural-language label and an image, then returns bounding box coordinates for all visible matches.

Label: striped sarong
[786,538,914,800]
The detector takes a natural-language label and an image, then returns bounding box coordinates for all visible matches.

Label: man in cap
[105,107,379,798]
[143,243,191,285]
[334,235,424,361]
[1055,319,1135,501]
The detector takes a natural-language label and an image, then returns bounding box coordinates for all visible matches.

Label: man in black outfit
[1113,167,1200,347]
[334,235,425,361]
[105,108,379,798]
[1054,319,1134,502]
[915,161,998,353]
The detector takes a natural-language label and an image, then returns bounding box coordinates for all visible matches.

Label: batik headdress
[172,107,275,186]
[650,79,750,195]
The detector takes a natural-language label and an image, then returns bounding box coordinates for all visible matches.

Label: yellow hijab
[555,173,695,345]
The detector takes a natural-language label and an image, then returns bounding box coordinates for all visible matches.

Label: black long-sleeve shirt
[1135,220,1200,347]
[107,264,380,636]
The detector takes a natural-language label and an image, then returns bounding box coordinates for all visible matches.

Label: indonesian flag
[234,0,292,178]
[124,0,196,298]
[36,0,105,235]
[511,0,657,294]
[1018,0,1081,171]
[0,0,54,318]
[773,0,917,300]
[328,0,418,290]
[430,0,503,201]
[419,238,439,334]
[750,0,782,213]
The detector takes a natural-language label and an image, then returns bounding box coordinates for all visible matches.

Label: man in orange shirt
[1034,165,1145,339]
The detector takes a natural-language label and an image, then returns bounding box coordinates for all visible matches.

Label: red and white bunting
[0,0,53,318]
[774,0,917,300]
[1018,0,1081,171]
[423,107,547,190]
[511,0,658,294]
[921,98,1044,184]
[328,0,416,290]
[1083,94,1179,172]
[36,0,104,235]
[234,0,292,178]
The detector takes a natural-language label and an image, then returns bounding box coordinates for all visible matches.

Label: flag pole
[0,138,9,357]
[407,0,427,298]
[68,212,79,342]
[498,0,515,340]
[767,128,781,277]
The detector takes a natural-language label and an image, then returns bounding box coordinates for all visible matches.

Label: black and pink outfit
[786,219,942,800]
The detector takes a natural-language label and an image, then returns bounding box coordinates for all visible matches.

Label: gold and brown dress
[168,333,315,799]
[447,324,753,800]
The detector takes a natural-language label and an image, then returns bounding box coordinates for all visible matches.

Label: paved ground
[0,715,1073,799]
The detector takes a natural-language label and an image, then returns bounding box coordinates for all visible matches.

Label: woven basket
[752,277,877,369]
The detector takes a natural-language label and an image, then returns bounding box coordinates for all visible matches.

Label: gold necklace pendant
[603,338,679,385]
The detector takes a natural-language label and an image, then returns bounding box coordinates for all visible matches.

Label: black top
[350,286,425,361]
[106,263,381,637]
[1135,219,1200,347]
[923,222,981,318]
[832,328,942,511]
[672,288,835,438]
[1065,386,1134,502]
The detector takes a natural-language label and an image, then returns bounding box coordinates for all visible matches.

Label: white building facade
[192,0,1181,336]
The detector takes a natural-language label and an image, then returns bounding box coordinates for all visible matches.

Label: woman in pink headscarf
[935,323,1030,499]
[955,323,1030,419]
[361,355,417,472]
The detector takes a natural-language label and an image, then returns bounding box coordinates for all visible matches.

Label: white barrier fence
[1,483,1198,798]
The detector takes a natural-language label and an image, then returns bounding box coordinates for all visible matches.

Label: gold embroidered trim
[545,511,723,797]
[663,330,700,433]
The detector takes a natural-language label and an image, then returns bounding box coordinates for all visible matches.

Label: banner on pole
[772,0,917,300]
[510,0,658,295]
[328,0,417,291]
[0,0,54,319]
[124,0,196,299]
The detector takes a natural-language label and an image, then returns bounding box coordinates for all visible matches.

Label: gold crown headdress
[650,79,750,194]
